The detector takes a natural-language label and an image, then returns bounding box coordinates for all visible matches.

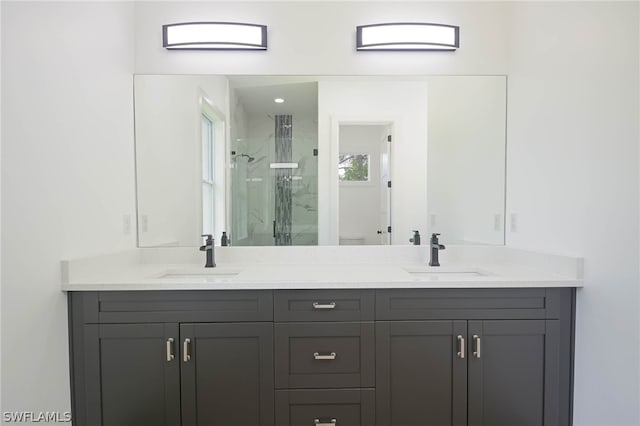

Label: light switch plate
[122,214,131,235]
[494,214,502,231]
[510,213,518,233]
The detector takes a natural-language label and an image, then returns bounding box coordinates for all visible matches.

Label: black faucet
[200,234,216,268]
[429,233,445,267]
[410,230,421,245]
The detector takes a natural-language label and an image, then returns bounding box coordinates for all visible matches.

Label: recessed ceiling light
[274,98,285,103]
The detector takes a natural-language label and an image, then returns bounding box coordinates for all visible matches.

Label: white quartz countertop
[61,246,583,291]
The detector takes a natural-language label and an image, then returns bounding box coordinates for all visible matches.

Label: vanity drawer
[73,290,273,323]
[275,322,375,389]
[274,290,374,322]
[275,389,375,426]
[376,288,562,320]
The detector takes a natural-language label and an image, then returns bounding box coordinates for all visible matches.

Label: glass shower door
[231,120,318,246]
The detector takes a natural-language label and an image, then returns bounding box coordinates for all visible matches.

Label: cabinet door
[180,322,274,426]
[468,320,560,426]
[83,323,180,426]
[376,321,467,426]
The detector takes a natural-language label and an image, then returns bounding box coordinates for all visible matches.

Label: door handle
[314,419,336,426]
[166,338,175,362]
[313,352,337,360]
[183,338,191,362]
[456,335,465,359]
[473,335,481,358]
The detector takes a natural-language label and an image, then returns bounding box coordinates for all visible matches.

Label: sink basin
[403,267,489,281]
[154,269,242,282]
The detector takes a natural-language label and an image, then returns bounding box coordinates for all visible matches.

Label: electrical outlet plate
[494,214,502,232]
[123,214,131,235]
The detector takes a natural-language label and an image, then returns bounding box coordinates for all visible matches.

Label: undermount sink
[403,267,490,281]
[154,269,242,282]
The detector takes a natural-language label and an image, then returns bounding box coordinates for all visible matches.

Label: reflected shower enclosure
[230,80,318,246]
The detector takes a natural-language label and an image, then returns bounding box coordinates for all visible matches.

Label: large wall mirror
[134,75,506,248]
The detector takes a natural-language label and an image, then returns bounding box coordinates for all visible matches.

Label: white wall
[1,1,136,420]
[0,0,3,414]
[135,75,229,247]
[505,3,640,425]
[0,0,3,415]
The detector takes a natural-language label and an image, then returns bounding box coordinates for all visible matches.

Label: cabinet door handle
[456,335,465,359]
[183,338,191,363]
[312,302,336,310]
[313,352,337,360]
[314,419,336,425]
[473,335,481,358]
[166,338,175,362]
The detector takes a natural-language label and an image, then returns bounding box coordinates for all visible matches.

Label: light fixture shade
[356,22,459,51]
[163,22,267,50]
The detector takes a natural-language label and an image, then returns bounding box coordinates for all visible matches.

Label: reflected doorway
[338,123,392,245]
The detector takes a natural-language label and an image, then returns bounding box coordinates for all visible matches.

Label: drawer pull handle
[313,352,337,360]
[314,419,336,426]
[473,335,481,359]
[166,338,175,362]
[312,302,336,310]
[183,338,191,363]
[456,335,465,359]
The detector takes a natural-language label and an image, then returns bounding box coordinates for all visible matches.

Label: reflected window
[339,154,370,182]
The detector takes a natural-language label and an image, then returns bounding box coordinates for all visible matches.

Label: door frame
[329,116,397,245]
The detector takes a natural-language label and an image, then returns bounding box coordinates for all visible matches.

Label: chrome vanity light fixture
[356,22,459,51]
[162,22,267,50]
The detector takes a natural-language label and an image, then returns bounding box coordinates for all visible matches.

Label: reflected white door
[378,125,392,245]
[338,123,392,246]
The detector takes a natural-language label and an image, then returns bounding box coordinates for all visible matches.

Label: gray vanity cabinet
[273,289,376,426]
[375,289,575,426]
[68,291,274,426]
[69,287,574,426]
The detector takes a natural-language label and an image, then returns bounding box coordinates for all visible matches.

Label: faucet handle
[201,234,214,245]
